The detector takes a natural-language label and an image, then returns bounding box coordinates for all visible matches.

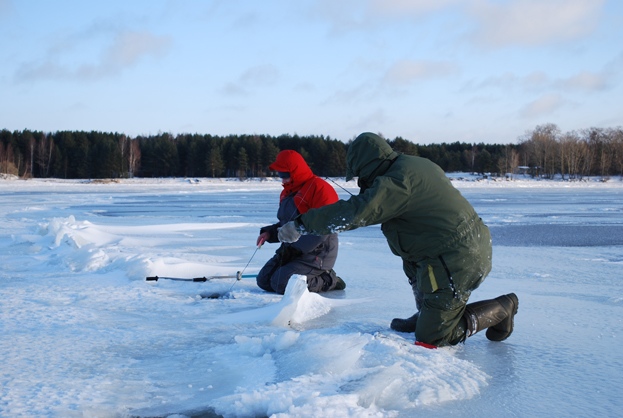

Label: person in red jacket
[256,150,346,294]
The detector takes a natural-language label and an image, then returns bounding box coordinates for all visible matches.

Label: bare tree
[496,149,507,178]
[583,127,611,178]
[127,139,141,178]
[464,145,477,173]
[529,124,560,178]
[497,145,518,179]
[559,131,579,180]
[118,134,128,177]
[599,130,614,180]
[35,133,53,177]
[27,133,35,178]
[510,147,519,178]
[2,143,18,175]
[610,127,623,178]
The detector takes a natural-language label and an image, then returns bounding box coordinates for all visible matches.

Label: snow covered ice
[1,176,622,417]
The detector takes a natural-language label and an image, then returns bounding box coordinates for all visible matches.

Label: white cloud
[105,31,171,68]
[308,0,365,33]
[520,93,564,118]
[219,64,280,97]
[239,64,280,86]
[559,71,608,91]
[219,82,249,97]
[0,0,12,18]
[310,0,458,33]
[471,71,549,91]
[467,66,611,94]
[323,84,370,105]
[369,0,459,16]
[15,30,172,82]
[350,108,388,133]
[383,59,459,85]
[469,0,605,47]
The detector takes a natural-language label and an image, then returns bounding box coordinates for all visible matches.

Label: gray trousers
[256,253,338,295]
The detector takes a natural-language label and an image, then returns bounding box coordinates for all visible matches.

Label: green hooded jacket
[299,132,488,263]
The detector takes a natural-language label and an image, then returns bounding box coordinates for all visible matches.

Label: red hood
[269,150,314,183]
[270,150,314,200]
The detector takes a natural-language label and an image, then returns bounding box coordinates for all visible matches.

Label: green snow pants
[403,221,492,346]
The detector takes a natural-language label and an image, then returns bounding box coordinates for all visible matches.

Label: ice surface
[1,176,622,417]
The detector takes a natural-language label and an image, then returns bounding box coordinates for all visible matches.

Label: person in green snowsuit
[278,132,518,347]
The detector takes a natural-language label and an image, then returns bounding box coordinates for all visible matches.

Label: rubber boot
[334,276,346,290]
[463,293,518,341]
[309,270,346,292]
[323,269,346,291]
[390,313,419,333]
[330,270,346,290]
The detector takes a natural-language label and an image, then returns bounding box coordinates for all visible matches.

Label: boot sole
[508,293,518,314]
[486,293,518,341]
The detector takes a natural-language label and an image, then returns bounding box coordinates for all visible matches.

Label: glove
[256,231,270,248]
[278,221,303,243]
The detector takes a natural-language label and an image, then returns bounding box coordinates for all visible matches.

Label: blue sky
[1,0,621,144]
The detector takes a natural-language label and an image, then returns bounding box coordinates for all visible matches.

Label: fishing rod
[145,271,257,282]
[146,269,258,299]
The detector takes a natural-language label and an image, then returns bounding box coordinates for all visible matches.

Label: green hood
[345,132,399,181]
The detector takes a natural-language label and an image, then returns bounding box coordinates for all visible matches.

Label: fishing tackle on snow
[145,271,256,282]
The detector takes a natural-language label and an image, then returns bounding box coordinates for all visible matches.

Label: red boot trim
[415,341,437,349]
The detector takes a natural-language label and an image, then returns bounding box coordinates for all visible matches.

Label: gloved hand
[256,231,270,248]
[278,221,302,243]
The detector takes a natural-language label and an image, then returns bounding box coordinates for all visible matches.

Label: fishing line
[226,243,260,293]
[325,177,354,197]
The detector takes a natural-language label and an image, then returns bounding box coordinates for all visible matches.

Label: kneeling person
[256,150,345,294]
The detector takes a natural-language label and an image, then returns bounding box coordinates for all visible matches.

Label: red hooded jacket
[269,150,338,214]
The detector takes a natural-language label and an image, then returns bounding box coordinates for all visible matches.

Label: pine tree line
[1,124,622,180]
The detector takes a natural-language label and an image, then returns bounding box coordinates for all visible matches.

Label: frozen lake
[1,177,622,417]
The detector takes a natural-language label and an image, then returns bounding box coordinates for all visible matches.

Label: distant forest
[1,123,622,180]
